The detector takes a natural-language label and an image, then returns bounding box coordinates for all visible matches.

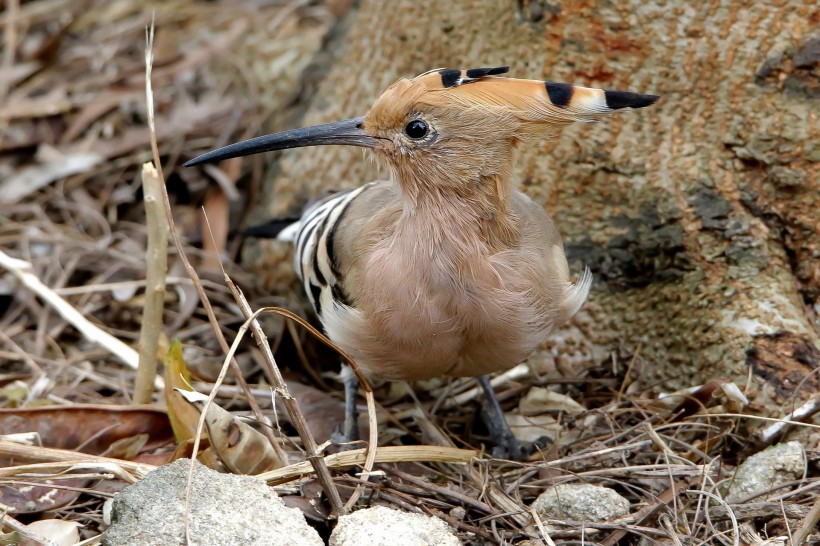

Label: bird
[186,66,659,458]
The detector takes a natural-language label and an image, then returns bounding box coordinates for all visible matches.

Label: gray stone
[330,506,460,546]
[532,484,630,522]
[101,459,322,546]
[726,441,805,503]
[768,166,806,188]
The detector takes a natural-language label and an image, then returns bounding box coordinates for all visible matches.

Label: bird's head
[185,66,658,198]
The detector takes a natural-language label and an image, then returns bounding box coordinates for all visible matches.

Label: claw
[478,375,537,461]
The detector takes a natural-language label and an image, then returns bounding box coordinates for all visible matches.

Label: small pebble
[726,441,805,503]
[330,505,460,546]
[532,483,630,522]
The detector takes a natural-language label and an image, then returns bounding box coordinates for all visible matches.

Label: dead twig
[389,466,494,515]
[601,477,693,546]
[0,439,152,479]
[687,489,740,546]
[258,445,478,485]
[529,505,558,546]
[215,285,381,514]
[792,495,820,546]
[0,0,18,102]
[133,162,168,404]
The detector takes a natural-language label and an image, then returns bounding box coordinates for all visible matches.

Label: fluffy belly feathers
[321,250,554,381]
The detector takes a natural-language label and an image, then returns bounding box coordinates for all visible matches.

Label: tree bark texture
[248,0,819,416]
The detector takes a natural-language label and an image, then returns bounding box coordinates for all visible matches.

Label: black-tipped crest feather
[604,90,660,110]
[439,66,510,88]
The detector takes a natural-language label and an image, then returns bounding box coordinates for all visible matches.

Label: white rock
[726,441,805,503]
[101,459,322,546]
[330,506,460,546]
[532,483,630,522]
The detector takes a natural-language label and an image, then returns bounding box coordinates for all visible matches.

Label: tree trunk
[249,0,819,417]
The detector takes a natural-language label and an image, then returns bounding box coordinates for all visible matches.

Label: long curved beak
[184,116,374,167]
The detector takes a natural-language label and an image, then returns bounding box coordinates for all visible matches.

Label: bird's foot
[485,426,550,460]
[480,401,550,460]
[490,438,531,461]
[477,375,548,461]
[330,426,359,447]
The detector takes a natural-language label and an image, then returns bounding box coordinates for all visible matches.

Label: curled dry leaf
[25,519,82,546]
[519,387,587,417]
[163,340,224,470]
[656,379,749,419]
[163,340,201,444]
[505,413,562,444]
[176,389,287,474]
[715,381,749,412]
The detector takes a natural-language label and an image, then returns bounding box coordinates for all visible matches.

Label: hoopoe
[186,67,658,458]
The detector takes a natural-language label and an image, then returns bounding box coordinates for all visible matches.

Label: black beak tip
[183,155,208,168]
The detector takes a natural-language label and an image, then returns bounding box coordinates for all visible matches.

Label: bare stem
[143,21,280,457]
[134,162,168,404]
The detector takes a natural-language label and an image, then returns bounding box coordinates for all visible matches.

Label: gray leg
[341,364,360,444]
[478,375,534,460]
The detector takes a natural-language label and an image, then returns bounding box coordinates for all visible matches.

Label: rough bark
[248,0,819,416]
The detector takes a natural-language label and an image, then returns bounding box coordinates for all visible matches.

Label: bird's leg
[340,364,360,444]
[477,375,533,460]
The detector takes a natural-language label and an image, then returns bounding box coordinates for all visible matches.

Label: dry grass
[0,1,818,545]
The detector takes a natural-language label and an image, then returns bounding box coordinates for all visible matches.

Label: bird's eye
[404,119,429,139]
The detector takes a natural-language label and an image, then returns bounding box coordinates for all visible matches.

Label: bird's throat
[396,173,519,254]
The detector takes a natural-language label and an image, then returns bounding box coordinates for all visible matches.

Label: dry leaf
[176,389,287,474]
[25,520,82,545]
[0,404,172,455]
[0,473,89,515]
[163,340,203,444]
[200,187,231,273]
[505,413,562,444]
[518,387,586,416]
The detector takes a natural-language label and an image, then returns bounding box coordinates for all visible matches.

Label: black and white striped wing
[278,183,374,319]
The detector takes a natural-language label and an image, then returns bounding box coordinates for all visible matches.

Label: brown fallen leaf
[101,433,148,460]
[0,472,90,515]
[273,379,355,443]
[0,89,72,121]
[0,404,172,455]
[0,149,103,203]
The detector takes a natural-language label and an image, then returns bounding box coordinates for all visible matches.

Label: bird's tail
[558,267,593,323]
[239,217,302,240]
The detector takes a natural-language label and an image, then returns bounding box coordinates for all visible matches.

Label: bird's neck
[394,172,519,252]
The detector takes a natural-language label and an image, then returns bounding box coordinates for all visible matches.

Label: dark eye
[404,119,428,139]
